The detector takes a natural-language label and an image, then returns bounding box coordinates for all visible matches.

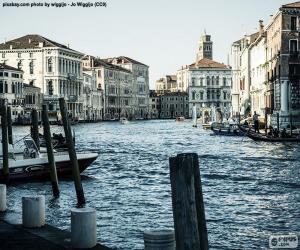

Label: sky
[0,0,295,88]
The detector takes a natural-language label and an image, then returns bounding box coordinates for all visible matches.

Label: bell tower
[196,31,213,62]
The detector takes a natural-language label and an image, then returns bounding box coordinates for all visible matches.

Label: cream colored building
[155,75,177,94]
[0,34,84,120]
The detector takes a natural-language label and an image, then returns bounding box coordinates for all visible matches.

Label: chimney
[10,45,13,50]
[28,38,31,44]
[259,20,264,35]
[38,42,43,48]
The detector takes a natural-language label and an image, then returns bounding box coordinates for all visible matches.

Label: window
[216,76,219,85]
[48,58,53,72]
[223,77,226,86]
[192,91,196,100]
[200,78,203,86]
[29,52,33,58]
[200,92,203,100]
[12,83,15,93]
[1,53,5,58]
[29,61,34,74]
[191,78,195,86]
[206,76,210,85]
[48,81,53,95]
[223,91,227,100]
[291,16,297,31]
[290,40,298,53]
[18,61,22,70]
[18,53,21,58]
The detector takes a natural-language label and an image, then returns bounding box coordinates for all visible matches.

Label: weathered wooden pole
[277,112,280,130]
[264,110,268,135]
[7,106,13,145]
[59,98,85,205]
[1,105,9,183]
[192,153,209,250]
[290,113,293,136]
[31,109,40,150]
[169,153,208,250]
[42,104,60,198]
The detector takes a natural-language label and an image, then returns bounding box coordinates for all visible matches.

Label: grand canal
[5,120,300,249]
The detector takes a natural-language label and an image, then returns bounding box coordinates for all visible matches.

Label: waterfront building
[0,63,24,120]
[22,83,43,122]
[230,2,300,126]
[160,91,189,119]
[104,56,149,119]
[83,55,132,119]
[82,69,103,121]
[178,33,232,118]
[0,34,84,120]
[155,75,177,94]
[149,90,160,118]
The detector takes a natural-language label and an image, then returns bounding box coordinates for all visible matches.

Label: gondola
[245,131,300,142]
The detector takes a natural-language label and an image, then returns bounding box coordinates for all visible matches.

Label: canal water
[5,120,300,249]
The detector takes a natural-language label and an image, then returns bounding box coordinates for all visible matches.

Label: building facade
[230,2,300,126]
[155,75,177,94]
[149,90,160,118]
[104,56,149,119]
[160,92,189,119]
[0,34,84,120]
[0,63,24,120]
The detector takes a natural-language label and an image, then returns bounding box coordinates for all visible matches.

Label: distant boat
[120,117,129,124]
[211,124,244,136]
[175,116,185,122]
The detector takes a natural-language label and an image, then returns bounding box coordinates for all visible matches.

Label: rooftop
[0,63,23,72]
[282,1,300,8]
[190,58,229,69]
[0,34,81,53]
[104,56,148,67]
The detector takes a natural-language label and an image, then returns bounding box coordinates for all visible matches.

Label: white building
[179,33,232,118]
[155,75,177,94]
[0,63,24,120]
[0,34,84,120]
[82,69,103,121]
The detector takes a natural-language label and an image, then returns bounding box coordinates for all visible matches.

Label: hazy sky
[0,0,294,88]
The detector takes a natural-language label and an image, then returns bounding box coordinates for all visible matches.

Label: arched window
[48,58,53,72]
[216,76,219,85]
[206,76,210,86]
[18,61,22,70]
[192,91,196,100]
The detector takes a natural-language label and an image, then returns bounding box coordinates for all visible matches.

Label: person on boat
[273,128,279,138]
[253,111,260,133]
[268,125,274,136]
[280,128,287,138]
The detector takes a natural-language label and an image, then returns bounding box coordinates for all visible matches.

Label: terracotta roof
[0,63,23,72]
[190,58,228,69]
[0,34,80,53]
[282,1,300,8]
[104,56,148,67]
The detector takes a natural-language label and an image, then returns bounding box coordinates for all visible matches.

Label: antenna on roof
[4,38,6,44]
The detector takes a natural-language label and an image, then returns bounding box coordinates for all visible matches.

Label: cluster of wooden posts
[1,99,209,249]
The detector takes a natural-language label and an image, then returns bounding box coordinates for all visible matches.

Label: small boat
[175,116,185,122]
[0,138,98,182]
[211,124,244,136]
[120,117,129,124]
[245,131,300,142]
[39,132,75,149]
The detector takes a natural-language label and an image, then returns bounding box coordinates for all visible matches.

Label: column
[280,80,288,113]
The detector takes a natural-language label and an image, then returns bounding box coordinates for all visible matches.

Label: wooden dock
[0,219,114,250]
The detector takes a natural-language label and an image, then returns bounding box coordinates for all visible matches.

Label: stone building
[230,2,300,126]
[83,55,132,120]
[178,33,232,118]
[266,2,300,126]
[104,56,149,119]
[0,63,24,120]
[22,83,43,122]
[0,34,84,120]
[160,92,189,119]
[149,90,160,118]
[155,75,177,94]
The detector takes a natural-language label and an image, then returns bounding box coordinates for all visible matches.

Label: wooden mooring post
[290,113,293,136]
[1,105,9,183]
[31,109,40,150]
[169,153,208,250]
[59,98,85,205]
[7,106,13,145]
[277,112,280,130]
[42,104,60,198]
